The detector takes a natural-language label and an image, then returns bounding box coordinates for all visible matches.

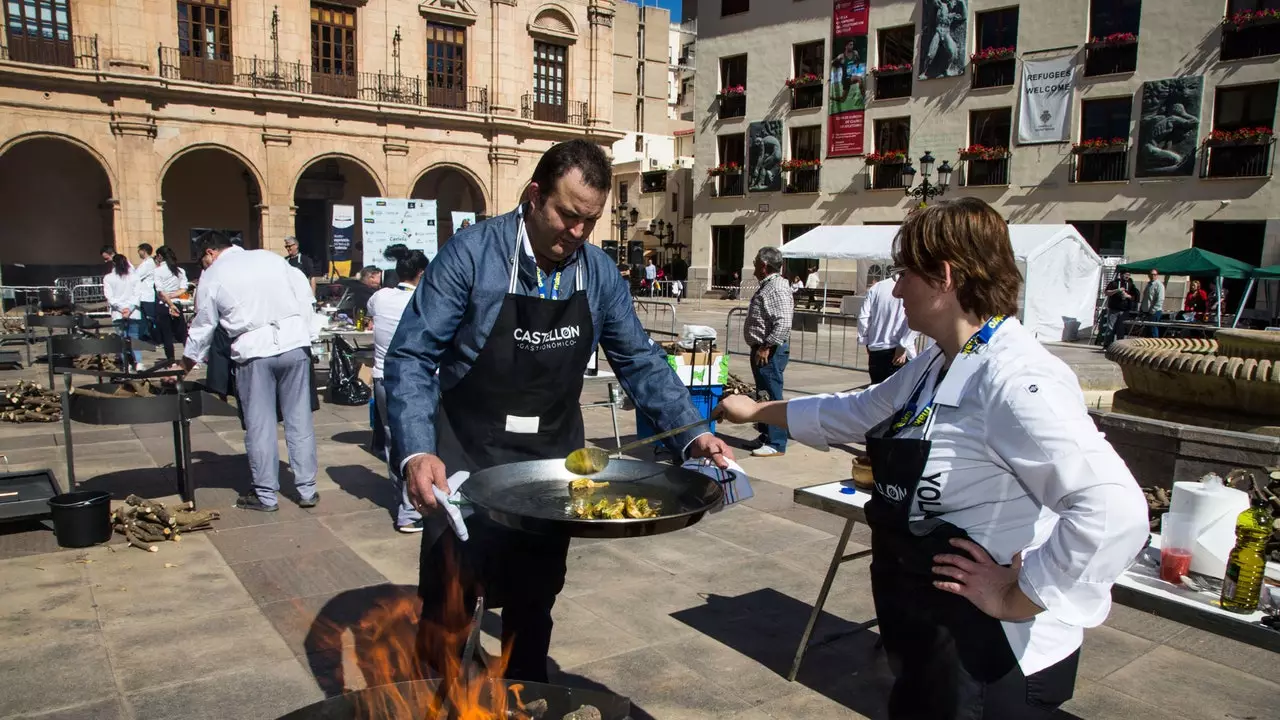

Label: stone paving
[0,327,1276,720]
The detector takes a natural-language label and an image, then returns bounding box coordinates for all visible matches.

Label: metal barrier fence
[633,299,679,338]
[56,276,105,304]
[726,306,869,372]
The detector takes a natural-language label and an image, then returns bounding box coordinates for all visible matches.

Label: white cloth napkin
[434,471,473,542]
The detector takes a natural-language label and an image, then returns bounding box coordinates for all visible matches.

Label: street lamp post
[902,150,954,207]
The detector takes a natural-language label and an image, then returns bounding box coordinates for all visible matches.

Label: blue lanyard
[888,315,1008,435]
[535,267,563,300]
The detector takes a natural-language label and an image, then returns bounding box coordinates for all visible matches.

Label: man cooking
[384,139,733,683]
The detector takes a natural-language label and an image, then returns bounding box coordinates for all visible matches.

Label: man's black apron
[419,212,594,683]
[863,318,1079,719]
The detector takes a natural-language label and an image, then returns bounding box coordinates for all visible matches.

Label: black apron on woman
[418,212,595,683]
[863,319,1080,719]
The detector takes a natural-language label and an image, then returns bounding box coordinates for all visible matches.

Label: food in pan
[568,478,610,498]
[570,495,660,520]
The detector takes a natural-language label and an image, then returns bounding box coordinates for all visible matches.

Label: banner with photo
[919,0,967,80]
[451,211,477,234]
[827,0,869,158]
[1136,76,1202,178]
[360,197,439,271]
[1018,56,1075,144]
[748,120,784,192]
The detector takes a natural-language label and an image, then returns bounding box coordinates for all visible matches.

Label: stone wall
[1091,410,1280,489]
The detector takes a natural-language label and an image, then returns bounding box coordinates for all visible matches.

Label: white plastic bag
[679,324,718,350]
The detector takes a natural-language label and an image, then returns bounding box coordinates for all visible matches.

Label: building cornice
[419,0,478,26]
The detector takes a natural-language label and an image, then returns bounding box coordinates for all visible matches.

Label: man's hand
[713,394,760,424]
[687,433,733,469]
[752,345,772,368]
[892,347,908,366]
[932,538,1045,621]
[405,453,450,511]
[121,308,132,319]
[181,356,197,372]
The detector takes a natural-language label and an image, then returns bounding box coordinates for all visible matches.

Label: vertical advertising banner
[827,0,869,158]
[1018,56,1075,144]
[360,198,439,271]
[330,204,355,262]
[748,120,784,192]
[1136,76,1203,178]
[919,0,968,80]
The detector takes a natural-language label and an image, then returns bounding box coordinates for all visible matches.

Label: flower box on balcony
[1223,9,1280,31]
[864,151,907,166]
[958,144,1011,161]
[781,159,822,171]
[1071,137,1128,154]
[785,73,822,89]
[716,85,746,98]
[870,63,912,77]
[1202,127,1275,147]
[1086,32,1139,48]
[707,163,742,177]
[970,46,1016,64]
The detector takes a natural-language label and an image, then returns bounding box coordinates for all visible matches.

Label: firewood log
[562,707,601,720]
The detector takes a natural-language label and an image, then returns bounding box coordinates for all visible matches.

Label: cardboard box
[666,351,728,387]
[357,362,374,387]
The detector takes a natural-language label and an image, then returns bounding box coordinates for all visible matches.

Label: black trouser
[418,514,570,683]
[867,348,901,385]
[152,305,186,361]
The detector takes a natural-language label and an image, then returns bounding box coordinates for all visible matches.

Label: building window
[672,192,679,212]
[310,3,357,98]
[1222,0,1280,61]
[1203,82,1278,179]
[711,225,746,287]
[533,40,568,123]
[618,181,629,204]
[426,22,467,109]
[1085,0,1140,76]
[718,55,747,119]
[1070,221,1127,257]
[715,133,745,196]
[972,8,1018,90]
[786,126,821,194]
[4,0,75,67]
[721,0,748,17]
[874,25,914,100]
[642,170,667,193]
[870,117,910,190]
[965,108,1012,186]
[174,0,232,83]
[1074,96,1133,183]
[782,224,819,280]
[790,40,824,110]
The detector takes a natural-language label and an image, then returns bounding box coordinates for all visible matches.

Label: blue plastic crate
[635,384,724,442]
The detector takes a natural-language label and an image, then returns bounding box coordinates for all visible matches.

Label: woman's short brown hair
[892,197,1021,318]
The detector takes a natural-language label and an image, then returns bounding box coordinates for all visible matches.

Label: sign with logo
[513,324,583,352]
[360,197,439,270]
[827,0,869,158]
[1018,55,1075,144]
[330,204,354,262]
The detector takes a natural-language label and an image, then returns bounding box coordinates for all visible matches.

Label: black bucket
[47,491,113,548]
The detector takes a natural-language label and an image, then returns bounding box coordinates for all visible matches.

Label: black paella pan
[459,458,724,539]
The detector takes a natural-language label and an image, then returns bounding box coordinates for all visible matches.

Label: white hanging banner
[360,197,439,270]
[1018,55,1075,144]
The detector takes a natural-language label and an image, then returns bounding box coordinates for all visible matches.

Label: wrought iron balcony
[1200,139,1275,179]
[311,70,358,99]
[790,84,823,110]
[521,94,589,126]
[783,168,821,193]
[713,172,744,197]
[2,33,98,70]
[717,93,746,120]
[971,58,1015,90]
[865,163,912,190]
[1070,146,1131,183]
[425,84,488,112]
[1221,19,1280,62]
[873,71,912,100]
[159,46,233,85]
[960,157,1010,186]
[1084,43,1138,76]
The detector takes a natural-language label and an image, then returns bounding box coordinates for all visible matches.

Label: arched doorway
[294,156,381,276]
[0,136,115,283]
[410,166,487,245]
[161,147,262,260]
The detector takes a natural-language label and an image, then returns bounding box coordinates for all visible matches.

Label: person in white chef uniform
[715,198,1149,718]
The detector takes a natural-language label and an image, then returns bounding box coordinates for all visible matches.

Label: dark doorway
[1193,220,1265,311]
[711,225,745,287]
[294,199,329,268]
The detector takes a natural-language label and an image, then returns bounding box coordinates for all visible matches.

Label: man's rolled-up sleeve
[383,241,473,469]
[183,281,218,364]
[984,365,1149,628]
[597,266,704,454]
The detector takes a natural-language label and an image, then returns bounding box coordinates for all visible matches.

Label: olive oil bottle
[1219,499,1273,613]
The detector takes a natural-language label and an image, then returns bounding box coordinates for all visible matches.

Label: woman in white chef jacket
[103,253,144,370]
[715,198,1148,718]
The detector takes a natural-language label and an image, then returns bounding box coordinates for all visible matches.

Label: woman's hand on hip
[933,538,1044,621]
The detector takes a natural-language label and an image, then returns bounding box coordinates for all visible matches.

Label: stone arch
[0,130,119,191]
[292,154,385,275]
[290,152,386,199]
[160,145,265,258]
[410,162,491,244]
[528,3,579,42]
[0,133,116,280]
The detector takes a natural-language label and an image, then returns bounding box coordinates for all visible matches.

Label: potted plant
[1086,32,1138,48]
[870,62,912,76]
[958,144,1011,161]
[780,158,822,171]
[707,162,742,177]
[785,73,822,89]
[970,46,1016,64]
[1202,127,1274,147]
[717,84,746,98]
[1071,137,1128,154]
[1223,8,1280,31]
[864,150,907,165]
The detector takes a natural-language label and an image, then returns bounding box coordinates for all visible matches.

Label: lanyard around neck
[535,267,563,301]
[888,314,1008,436]
[509,204,582,298]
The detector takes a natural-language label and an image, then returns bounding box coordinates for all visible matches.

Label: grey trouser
[235,347,317,505]
[374,378,421,527]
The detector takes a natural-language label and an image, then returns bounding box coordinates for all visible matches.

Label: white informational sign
[361,197,439,270]
[451,211,477,234]
[1018,55,1075,144]
[330,204,355,262]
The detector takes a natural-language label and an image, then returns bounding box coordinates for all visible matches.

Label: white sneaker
[751,445,785,457]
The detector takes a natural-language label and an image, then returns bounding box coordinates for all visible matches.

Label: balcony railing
[1084,43,1138,76]
[865,163,912,190]
[713,172,744,197]
[234,56,309,93]
[312,70,358,99]
[358,72,422,104]
[1,33,98,70]
[718,93,746,120]
[873,71,912,100]
[783,168,820,193]
[1200,139,1275,179]
[159,46,233,84]
[1221,21,1280,62]
[1070,147,1131,183]
[971,57,1015,89]
[960,157,1011,186]
[790,84,823,110]
[425,84,488,112]
[521,95,589,126]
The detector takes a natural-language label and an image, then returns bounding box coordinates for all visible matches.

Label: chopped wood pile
[1,314,23,333]
[112,494,219,552]
[71,354,121,372]
[0,381,61,423]
[74,380,164,398]
[724,372,757,398]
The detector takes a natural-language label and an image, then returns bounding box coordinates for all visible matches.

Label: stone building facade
[691,0,1280,302]
[0,0,622,284]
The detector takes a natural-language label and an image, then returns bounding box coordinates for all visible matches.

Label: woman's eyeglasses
[886,265,906,280]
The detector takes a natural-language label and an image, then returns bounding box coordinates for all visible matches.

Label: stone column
[384,141,411,197]
[261,130,296,249]
[109,112,161,254]
[587,0,616,129]
[490,0,517,117]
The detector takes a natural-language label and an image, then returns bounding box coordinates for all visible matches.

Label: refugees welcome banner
[827,0,869,158]
[1018,56,1075,144]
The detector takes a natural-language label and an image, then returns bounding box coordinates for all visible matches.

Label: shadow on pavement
[326,464,402,520]
[671,588,892,719]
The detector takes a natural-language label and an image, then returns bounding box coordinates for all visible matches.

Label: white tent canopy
[783,224,1103,341]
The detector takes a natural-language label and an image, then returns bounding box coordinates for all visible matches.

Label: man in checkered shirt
[742,246,793,457]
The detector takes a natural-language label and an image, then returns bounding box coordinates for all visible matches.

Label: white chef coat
[367,283,415,379]
[102,270,140,321]
[134,257,157,301]
[805,271,821,290]
[787,317,1148,676]
[152,264,189,296]
[857,277,919,355]
[184,246,318,364]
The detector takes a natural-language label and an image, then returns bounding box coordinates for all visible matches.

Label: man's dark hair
[193,229,234,256]
[383,243,409,262]
[100,245,116,257]
[396,250,430,281]
[359,265,382,282]
[138,243,153,255]
[530,139,611,200]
